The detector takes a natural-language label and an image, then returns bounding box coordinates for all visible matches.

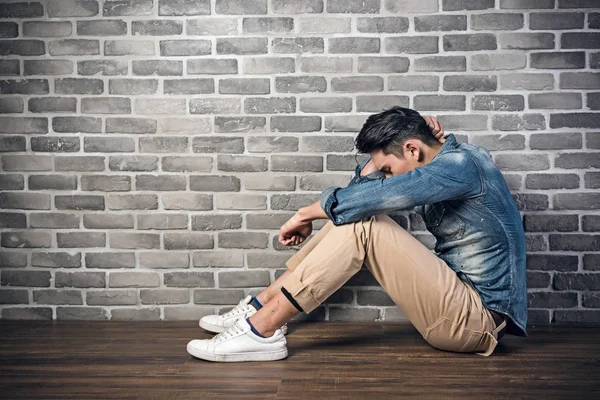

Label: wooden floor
[1,321,599,399]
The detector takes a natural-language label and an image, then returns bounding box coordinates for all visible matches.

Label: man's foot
[187,318,288,362]
[199,295,288,335]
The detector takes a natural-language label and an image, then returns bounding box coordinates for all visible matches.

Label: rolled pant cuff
[280,270,321,314]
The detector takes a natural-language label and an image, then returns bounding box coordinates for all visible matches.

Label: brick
[0,117,48,134]
[276,76,326,93]
[271,116,321,132]
[526,173,580,190]
[2,307,51,320]
[384,36,438,54]
[0,60,19,75]
[216,38,267,55]
[132,252,185,270]
[388,75,439,91]
[86,290,136,306]
[163,80,214,96]
[299,97,351,113]
[357,290,394,306]
[138,137,187,154]
[29,97,77,113]
[0,252,27,268]
[217,154,268,172]
[136,175,186,191]
[57,232,105,248]
[140,289,189,305]
[471,53,526,71]
[555,153,600,169]
[590,93,600,110]
[493,114,545,131]
[0,79,49,95]
[0,192,50,210]
[272,0,323,13]
[524,214,579,232]
[358,56,409,73]
[415,95,465,111]
[81,175,130,192]
[560,73,600,90]
[84,214,134,229]
[111,308,160,321]
[0,175,24,190]
[0,96,23,113]
[472,95,524,111]
[512,193,549,211]
[107,194,158,210]
[562,33,600,49]
[84,137,134,153]
[30,136,79,152]
[327,0,380,13]
[1,270,50,287]
[527,254,578,272]
[530,12,584,30]
[162,156,212,173]
[550,113,600,128]
[554,193,600,210]
[526,235,547,251]
[271,194,320,210]
[272,37,324,54]
[187,59,237,75]
[583,216,600,232]
[323,153,364,170]
[164,272,214,288]
[443,75,496,92]
[109,156,158,172]
[415,15,466,32]
[160,40,212,57]
[272,155,323,172]
[500,0,554,8]
[86,252,135,269]
[131,20,183,36]
[33,289,82,305]
[0,136,26,152]
[247,136,298,153]
[218,232,269,249]
[330,38,380,54]
[298,17,350,33]
[385,0,438,13]
[529,93,582,110]
[194,289,246,305]
[495,154,549,171]
[219,271,270,288]
[108,232,159,249]
[131,60,182,77]
[24,60,73,75]
[443,34,496,51]
[192,214,242,231]
[584,254,600,271]
[109,272,159,288]
[330,308,380,321]
[583,293,600,308]
[358,17,409,33]
[528,292,577,309]
[357,95,409,112]
[436,115,488,131]
[162,193,211,211]
[0,39,46,56]
[331,77,383,92]
[137,214,188,230]
[164,233,213,250]
[471,134,525,151]
[0,212,26,228]
[78,60,127,76]
[190,175,240,192]
[531,52,585,69]
[243,18,293,33]
[499,33,554,50]
[587,133,600,149]
[214,117,266,133]
[193,251,244,268]
[0,289,29,304]
[471,13,523,30]
[246,214,293,230]
[244,97,295,114]
[554,272,600,290]
[2,155,52,171]
[585,172,600,189]
[2,231,51,248]
[550,235,600,251]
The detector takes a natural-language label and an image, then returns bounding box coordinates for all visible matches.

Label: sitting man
[187,106,527,362]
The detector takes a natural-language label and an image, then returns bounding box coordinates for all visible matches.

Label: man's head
[355,106,442,177]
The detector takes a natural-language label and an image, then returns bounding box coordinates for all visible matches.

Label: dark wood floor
[1,321,599,399]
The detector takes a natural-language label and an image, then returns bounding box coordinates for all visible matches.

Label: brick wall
[0,0,598,324]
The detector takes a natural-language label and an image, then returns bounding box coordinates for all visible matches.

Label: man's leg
[250,214,500,355]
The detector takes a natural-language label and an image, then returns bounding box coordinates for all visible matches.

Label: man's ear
[403,140,422,162]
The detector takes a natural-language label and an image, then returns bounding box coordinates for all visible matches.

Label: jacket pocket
[424,203,466,241]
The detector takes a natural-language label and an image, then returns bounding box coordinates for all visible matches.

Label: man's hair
[354,106,438,158]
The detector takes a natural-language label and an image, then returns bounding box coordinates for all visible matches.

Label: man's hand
[422,115,445,143]
[278,213,313,247]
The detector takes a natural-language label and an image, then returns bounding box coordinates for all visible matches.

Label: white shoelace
[213,322,244,343]
[222,301,252,318]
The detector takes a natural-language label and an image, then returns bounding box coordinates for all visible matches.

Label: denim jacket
[320,134,527,337]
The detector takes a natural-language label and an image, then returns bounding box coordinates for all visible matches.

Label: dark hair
[354,106,438,158]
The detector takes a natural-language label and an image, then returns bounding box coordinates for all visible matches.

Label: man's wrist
[296,201,328,224]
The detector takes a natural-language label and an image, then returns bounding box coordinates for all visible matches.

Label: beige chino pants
[280,214,505,356]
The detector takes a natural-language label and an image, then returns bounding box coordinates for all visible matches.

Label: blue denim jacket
[320,134,527,337]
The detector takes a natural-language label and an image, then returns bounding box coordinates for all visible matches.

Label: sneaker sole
[187,344,288,362]
[199,319,289,335]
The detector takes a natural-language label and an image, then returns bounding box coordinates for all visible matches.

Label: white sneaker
[199,295,288,335]
[187,317,288,362]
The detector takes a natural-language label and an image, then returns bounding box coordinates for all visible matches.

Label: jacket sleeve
[346,156,387,187]
[320,151,483,225]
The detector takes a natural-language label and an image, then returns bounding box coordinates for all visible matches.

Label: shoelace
[213,322,244,343]
[222,302,251,318]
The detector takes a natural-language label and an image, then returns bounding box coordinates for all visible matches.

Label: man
[187,106,527,362]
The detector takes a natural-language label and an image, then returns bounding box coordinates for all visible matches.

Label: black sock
[250,296,263,310]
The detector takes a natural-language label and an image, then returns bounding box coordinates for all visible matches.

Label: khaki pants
[280,214,505,356]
